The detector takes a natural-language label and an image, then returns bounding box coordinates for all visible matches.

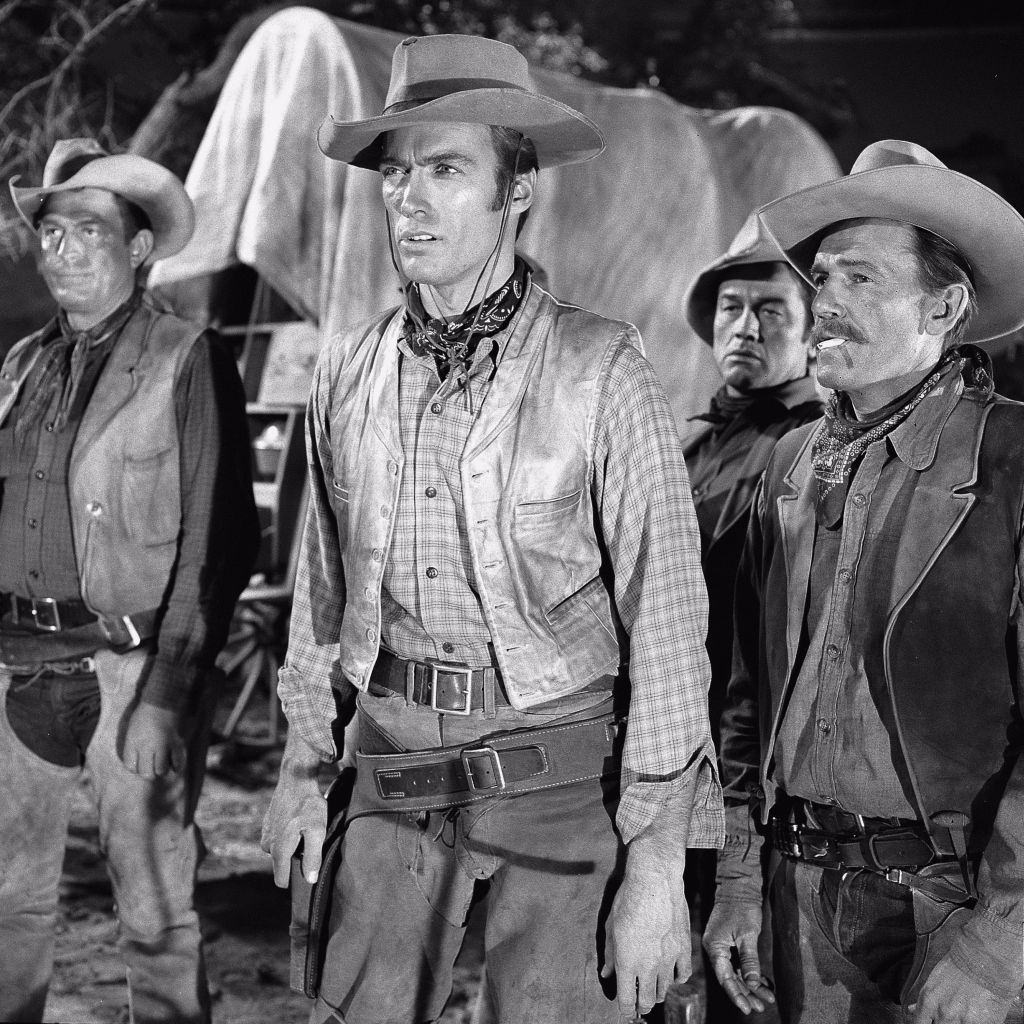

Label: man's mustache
[811,322,864,346]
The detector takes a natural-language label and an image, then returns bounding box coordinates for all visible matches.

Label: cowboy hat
[318,33,605,169]
[757,139,1024,343]
[684,210,811,345]
[9,138,195,261]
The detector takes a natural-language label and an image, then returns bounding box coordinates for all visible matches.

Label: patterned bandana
[16,287,141,442]
[810,348,961,524]
[403,256,531,407]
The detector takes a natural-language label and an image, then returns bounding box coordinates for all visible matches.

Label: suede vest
[751,392,1024,840]
[321,283,641,708]
[0,296,199,616]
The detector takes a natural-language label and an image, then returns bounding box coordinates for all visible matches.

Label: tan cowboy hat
[683,210,810,345]
[757,139,1024,343]
[9,138,195,261]
[318,33,605,169]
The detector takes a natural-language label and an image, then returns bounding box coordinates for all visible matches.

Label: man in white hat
[0,140,259,1022]
[704,140,1024,1023]
[260,32,722,1024]
[681,211,820,1021]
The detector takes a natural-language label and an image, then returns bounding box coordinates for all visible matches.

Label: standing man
[0,139,260,1023]
[705,140,1024,1023]
[681,212,820,1021]
[261,33,723,1024]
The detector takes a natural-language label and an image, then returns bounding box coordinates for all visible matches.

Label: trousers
[770,858,1024,1024]
[310,689,625,1024]
[0,647,216,1023]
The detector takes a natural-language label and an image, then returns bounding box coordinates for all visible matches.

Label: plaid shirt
[281,299,724,847]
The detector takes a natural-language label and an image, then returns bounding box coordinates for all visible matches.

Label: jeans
[770,858,1024,1024]
[311,690,625,1024]
[0,647,216,1024]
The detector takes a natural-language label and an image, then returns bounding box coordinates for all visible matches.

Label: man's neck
[846,364,940,421]
[417,252,516,319]
[63,283,136,333]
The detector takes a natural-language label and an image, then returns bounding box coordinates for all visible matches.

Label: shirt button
[386,460,398,475]
[34,469,44,480]
[365,628,376,642]
[371,548,383,562]
[28,518,37,529]
[851,493,867,508]
[425,486,437,498]
[425,566,438,579]
[380,505,389,518]
[826,643,840,660]
[442,642,455,654]
[817,718,832,734]
[838,567,852,583]
[29,569,39,579]
[430,402,443,415]
[86,500,103,517]
[363,587,373,599]
[44,422,54,433]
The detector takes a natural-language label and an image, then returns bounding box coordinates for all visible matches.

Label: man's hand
[910,955,1018,1024]
[122,702,188,778]
[600,849,691,1019]
[703,899,776,1015]
[260,731,328,887]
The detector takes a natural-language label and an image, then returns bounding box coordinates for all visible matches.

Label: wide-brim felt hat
[757,139,1024,343]
[318,33,605,170]
[684,210,808,345]
[9,138,195,262]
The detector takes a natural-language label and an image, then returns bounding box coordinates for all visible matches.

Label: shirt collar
[56,286,142,349]
[882,360,964,471]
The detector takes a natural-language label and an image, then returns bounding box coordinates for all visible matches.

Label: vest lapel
[368,310,405,463]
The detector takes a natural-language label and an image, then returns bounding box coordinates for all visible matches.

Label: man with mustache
[704,140,1024,1023]
[0,139,259,1022]
[260,33,723,1024]
[681,213,820,1020]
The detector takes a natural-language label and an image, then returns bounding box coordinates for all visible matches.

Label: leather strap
[370,648,505,713]
[351,711,625,815]
[2,591,94,631]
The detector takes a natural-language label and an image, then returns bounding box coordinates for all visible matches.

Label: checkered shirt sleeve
[593,337,724,848]
[277,347,347,761]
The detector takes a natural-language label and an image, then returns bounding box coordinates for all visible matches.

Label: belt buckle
[461,746,506,792]
[30,597,61,632]
[428,661,473,716]
[100,615,141,650]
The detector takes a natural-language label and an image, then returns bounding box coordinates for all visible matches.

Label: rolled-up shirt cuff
[948,903,1024,1001]
[277,664,339,761]
[616,748,724,848]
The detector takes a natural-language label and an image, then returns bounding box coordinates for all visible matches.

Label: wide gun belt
[773,823,938,873]
[352,711,625,815]
[370,648,507,714]
[1,591,158,651]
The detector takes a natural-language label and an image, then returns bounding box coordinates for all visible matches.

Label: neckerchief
[403,257,531,408]
[690,377,813,428]
[16,287,141,442]
[811,348,961,526]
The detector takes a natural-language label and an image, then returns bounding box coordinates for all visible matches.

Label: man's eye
[810,273,826,288]
[851,273,870,284]
[380,165,403,180]
[434,164,458,176]
[719,303,740,314]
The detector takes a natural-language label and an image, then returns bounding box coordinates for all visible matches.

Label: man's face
[809,219,946,412]
[380,123,512,306]
[37,187,138,325]
[711,263,811,393]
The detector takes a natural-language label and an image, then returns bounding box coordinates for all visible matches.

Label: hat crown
[850,139,947,174]
[42,138,109,188]
[385,34,533,110]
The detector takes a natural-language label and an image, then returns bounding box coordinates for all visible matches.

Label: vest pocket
[121,447,179,546]
[543,575,621,684]
[516,487,584,521]
[331,477,350,549]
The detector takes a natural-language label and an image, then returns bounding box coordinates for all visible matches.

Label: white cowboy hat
[10,138,195,261]
[683,210,810,345]
[318,33,605,170]
[757,139,1024,343]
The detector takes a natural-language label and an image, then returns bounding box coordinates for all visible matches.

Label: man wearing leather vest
[704,141,1024,1024]
[260,33,723,1024]
[0,139,259,1022]
[681,212,821,1022]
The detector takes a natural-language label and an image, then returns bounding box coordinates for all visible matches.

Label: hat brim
[9,154,195,262]
[758,165,1024,343]
[318,88,605,169]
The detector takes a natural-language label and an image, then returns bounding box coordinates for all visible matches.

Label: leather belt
[1,591,159,651]
[370,649,506,714]
[353,712,625,814]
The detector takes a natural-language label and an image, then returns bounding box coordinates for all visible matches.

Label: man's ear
[128,228,155,268]
[511,168,536,213]
[924,283,969,338]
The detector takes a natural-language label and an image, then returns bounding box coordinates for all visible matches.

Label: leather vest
[0,295,200,616]
[320,283,641,708]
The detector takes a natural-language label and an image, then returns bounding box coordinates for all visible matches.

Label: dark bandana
[16,287,141,442]
[810,346,988,526]
[403,256,531,406]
